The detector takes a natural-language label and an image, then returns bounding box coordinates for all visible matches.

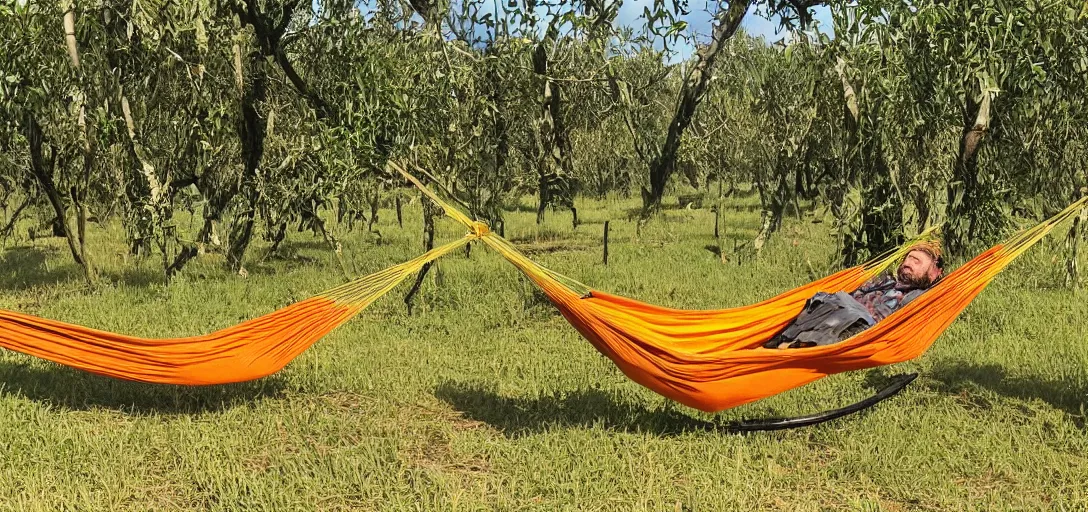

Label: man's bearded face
[897,249,940,288]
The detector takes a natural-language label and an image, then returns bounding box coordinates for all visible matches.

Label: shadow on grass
[0,246,79,289]
[434,381,716,437]
[434,374,915,437]
[101,266,166,288]
[922,360,1087,425]
[0,360,288,415]
[279,238,336,253]
[703,235,754,259]
[503,200,540,214]
[620,202,690,220]
[0,246,167,290]
[513,240,597,256]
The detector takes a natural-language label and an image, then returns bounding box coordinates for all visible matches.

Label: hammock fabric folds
[0,235,473,384]
[0,162,1084,412]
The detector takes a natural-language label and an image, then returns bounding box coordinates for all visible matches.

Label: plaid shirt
[850,275,927,322]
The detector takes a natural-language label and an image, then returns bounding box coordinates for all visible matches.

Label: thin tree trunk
[532,21,577,227]
[167,217,219,278]
[312,210,350,279]
[714,179,722,239]
[268,221,288,254]
[858,145,903,258]
[1,192,34,241]
[643,0,752,213]
[536,174,547,225]
[226,46,269,274]
[405,192,439,315]
[1067,202,1087,288]
[56,6,97,285]
[752,174,771,254]
[395,195,403,228]
[367,184,381,232]
[25,114,94,283]
[944,89,992,257]
[121,93,178,277]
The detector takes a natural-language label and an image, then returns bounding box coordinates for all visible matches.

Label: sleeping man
[765,242,945,349]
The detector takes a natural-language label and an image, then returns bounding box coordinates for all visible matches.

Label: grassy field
[0,190,1086,511]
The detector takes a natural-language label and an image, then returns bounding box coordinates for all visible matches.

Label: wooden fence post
[603,220,610,265]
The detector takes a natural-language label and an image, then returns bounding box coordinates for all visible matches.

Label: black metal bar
[721,373,918,433]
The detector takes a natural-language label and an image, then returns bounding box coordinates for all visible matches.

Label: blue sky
[741,4,834,42]
[637,2,834,62]
[341,0,833,62]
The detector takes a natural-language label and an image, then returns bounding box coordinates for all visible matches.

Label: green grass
[0,191,1086,511]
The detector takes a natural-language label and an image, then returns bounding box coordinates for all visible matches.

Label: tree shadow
[514,240,596,256]
[720,203,764,213]
[0,246,78,289]
[101,266,167,288]
[504,200,540,214]
[0,359,289,416]
[621,202,687,219]
[703,234,757,260]
[0,246,170,290]
[434,381,716,437]
[280,239,336,253]
[920,360,1087,425]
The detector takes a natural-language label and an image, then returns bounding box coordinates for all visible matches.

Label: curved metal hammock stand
[721,373,919,433]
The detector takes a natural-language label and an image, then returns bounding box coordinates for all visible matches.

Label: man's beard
[897,268,933,288]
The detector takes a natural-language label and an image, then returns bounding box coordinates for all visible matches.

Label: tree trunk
[1066,215,1082,288]
[268,221,288,254]
[753,207,775,255]
[536,173,547,224]
[856,148,903,262]
[532,22,577,227]
[404,192,440,314]
[167,217,219,278]
[944,90,992,257]
[53,6,97,284]
[831,57,857,239]
[121,93,178,276]
[395,195,403,228]
[367,184,381,232]
[1067,201,1087,288]
[226,48,269,274]
[311,208,350,279]
[25,114,95,283]
[833,57,904,265]
[643,0,752,213]
[914,184,931,232]
[1,192,35,241]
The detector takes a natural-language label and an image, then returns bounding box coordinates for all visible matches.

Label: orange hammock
[0,164,1084,412]
[0,235,475,385]
[399,167,1088,412]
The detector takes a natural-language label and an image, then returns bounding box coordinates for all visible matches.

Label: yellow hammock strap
[387,160,479,233]
[322,233,475,306]
[388,160,593,295]
[1000,197,1088,255]
[389,160,955,293]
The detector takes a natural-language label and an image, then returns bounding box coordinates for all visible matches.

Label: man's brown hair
[908,240,944,270]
